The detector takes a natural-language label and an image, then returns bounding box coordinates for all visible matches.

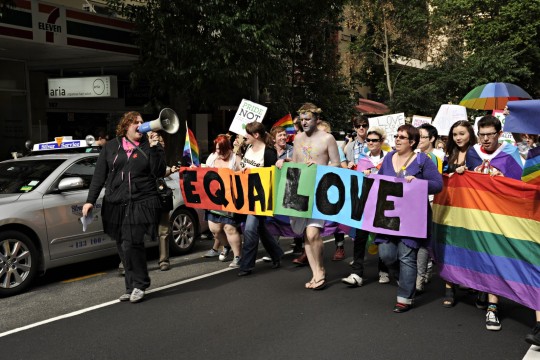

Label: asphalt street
[0,238,537,360]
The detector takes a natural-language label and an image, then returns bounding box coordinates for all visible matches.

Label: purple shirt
[375,151,443,248]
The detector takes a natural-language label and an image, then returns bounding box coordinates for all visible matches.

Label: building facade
[0,0,142,160]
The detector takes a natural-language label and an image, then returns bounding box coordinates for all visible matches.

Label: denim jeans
[378,239,418,304]
[416,246,430,284]
[239,215,283,272]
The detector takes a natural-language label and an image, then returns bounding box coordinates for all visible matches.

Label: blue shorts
[205,211,240,226]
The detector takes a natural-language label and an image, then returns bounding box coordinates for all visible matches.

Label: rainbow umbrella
[459,82,531,110]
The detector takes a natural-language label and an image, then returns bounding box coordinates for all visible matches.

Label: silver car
[0,153,206,297]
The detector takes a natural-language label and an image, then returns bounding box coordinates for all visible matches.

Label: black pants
[351,229,388,276]
[117,223,150,292]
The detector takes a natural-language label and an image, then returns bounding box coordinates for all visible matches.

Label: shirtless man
[291,102,341,290]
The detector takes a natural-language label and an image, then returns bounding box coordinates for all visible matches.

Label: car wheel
[0,231,39,297]
[169,208,198,255]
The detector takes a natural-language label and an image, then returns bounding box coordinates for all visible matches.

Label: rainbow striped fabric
[272,114,295,135]
[182,127,200,166]
[466,143,523,180]
[433,172,540,310]
[522,146,540,185]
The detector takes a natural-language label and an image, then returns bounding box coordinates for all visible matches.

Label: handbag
[156,178,174,212]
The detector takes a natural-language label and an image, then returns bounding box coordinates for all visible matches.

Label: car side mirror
[57,177,86,192]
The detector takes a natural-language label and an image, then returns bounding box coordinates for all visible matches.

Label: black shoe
[475,292,488,309]
[393,302,412,313]
[237,270,252,277]
[292,246,303,256]
[271,260,281,269]
[525,323,540,346]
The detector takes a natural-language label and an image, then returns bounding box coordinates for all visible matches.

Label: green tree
[107,0,353,127]
[349,0,540,118]
[347,0,430,104]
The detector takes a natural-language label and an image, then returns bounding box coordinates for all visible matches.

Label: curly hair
[116,111,142,136]
[297,102,322,118]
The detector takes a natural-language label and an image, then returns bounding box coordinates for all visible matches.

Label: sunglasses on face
[365,138,381,143]
[354,124,369,129]
[394,135,410,140]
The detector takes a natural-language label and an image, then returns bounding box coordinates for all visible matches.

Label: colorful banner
[272,114,295,135]
[274,163,317,217]
[432,172,540,311]
[182,126,200,167]
[180,166,275,216]
[180,163,430,238]
[522,146,540,185]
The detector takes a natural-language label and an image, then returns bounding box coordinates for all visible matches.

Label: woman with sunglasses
[374,124,443,313]
[342,126,391,287]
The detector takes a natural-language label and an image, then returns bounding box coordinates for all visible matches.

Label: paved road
[0,238,537,360]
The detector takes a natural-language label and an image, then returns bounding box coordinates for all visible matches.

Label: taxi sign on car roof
[32,136,94,151]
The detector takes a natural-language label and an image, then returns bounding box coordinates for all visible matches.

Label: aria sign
[48,76,118,98]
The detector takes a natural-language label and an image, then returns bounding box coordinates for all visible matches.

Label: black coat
[87,136,166,205]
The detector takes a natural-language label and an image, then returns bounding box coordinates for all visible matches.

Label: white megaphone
[137,108,180,134]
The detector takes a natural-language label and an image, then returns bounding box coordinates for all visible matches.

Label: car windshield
[0,159,65,194]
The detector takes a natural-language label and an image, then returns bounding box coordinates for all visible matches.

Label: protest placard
[492,110,515,144]
[412,115,432,128]
[229,99,267,136]
[368,113,405,147]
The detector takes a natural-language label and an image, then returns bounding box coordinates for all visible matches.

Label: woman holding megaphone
[82,111,167,303]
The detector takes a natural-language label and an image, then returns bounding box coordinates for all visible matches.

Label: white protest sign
[432,104,467,136]
[369,113,405,148]
[229,99,267,136]
[412,115,432,128]
[474,111,515,144]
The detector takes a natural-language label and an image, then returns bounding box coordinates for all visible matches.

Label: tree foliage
[349,0,540,118]
[107,0,353,126]
[347,0,430,103]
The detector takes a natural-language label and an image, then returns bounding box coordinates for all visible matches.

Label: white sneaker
[119,293,131,302]
[204,249,220,258]
[219,247,231,262]
[341,273,363,287]
[130,288,145,303]
[379,272,390,284]
[486,308,502,331]
[229,256,241,268]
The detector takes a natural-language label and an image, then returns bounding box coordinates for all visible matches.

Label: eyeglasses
[365,138,381,143]
[354,124,369,129]
[477,132,498,139]
[394,135,409,140]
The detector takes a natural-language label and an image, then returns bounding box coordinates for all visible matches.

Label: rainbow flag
[272,114,295,135]
[432,172,540,310]
[522,146,540,185]
[182,125,200,166]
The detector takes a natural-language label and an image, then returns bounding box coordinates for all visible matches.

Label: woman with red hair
[203,134,243,267]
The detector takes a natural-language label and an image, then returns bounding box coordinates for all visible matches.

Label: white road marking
[0,239,335,338]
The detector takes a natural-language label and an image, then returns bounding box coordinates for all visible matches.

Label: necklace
[393,152,415,173]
